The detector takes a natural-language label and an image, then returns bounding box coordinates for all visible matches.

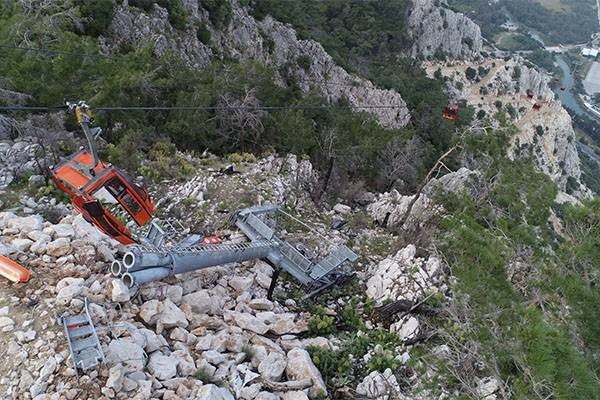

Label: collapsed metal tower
[112,205,358,297]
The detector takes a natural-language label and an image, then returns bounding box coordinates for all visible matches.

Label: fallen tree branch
[260,378,312,391]
[372,292,438,323]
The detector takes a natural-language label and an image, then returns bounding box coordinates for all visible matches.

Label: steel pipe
[110,260,123,277]
[122,243,273,287]
[123,250,171,270]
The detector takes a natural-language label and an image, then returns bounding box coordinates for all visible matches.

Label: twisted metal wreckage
[47,101,358,373]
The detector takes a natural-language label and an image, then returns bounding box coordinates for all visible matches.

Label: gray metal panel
[309,246,358,280]
[245,213,275,240]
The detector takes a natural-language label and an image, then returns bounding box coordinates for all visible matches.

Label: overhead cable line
[0,44,387,89]
[0,104,406,112]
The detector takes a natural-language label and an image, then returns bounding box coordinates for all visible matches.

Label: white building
[582,48,599,58]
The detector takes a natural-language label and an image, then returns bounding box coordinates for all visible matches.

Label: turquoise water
[553,55,586,115]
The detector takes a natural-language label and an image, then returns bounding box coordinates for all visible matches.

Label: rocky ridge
[424,57,589,198]
[408,0,483,59]
[107,1,411,129]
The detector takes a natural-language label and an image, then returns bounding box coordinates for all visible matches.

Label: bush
[157,0,187,30]
[535,125,544,136]
[204,0,232,28]
[465,67,477,80]
[129,0,155,11]
[196,22,212,44]
[296,55,312,71]
[307,306,336,336]
[78,0,114,37]
[226,152,257,163]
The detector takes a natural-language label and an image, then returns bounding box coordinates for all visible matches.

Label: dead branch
[397,145,457,229]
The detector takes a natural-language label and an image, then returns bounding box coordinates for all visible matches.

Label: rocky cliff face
[107,1,411,129]
[407,0,483,59]
[423,57,589,197]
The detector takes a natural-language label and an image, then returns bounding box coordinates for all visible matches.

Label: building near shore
[582,48,599,59]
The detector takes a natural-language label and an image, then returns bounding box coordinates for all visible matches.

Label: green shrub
[196,21,212,44]
[129,0,155,11]
[241,343,255,362]
[296,55,312,71]
[465,67,477,80]
[307,306,336,336]
[203,0,232,28]
[367,349,400,373]
[157,0,187,29]
[194,367,216,384]
[226,152,257,163]
[307,346,352,385]
[78,0,114,37]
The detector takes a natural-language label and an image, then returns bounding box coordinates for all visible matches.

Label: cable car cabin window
[121,193,141,215]
[131,182,148,201]
[106,178,126,199]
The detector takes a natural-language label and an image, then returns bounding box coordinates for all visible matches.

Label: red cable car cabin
[442,104,459,121]
[51,149,155,245]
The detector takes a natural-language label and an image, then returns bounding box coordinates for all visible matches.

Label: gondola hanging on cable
[50,101,155,245]
[442,103,459,121]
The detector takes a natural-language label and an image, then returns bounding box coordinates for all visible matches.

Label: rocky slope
[0,132,478,399]
[424,56,589,198]
[107,1,411,129]
[408,0,483,59]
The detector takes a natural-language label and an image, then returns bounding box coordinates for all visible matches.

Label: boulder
[268,313,296,335]
[106,364,125,392]
[258,352,287,381]
[10,238,33,252]
[46,238,71,257]
[56,280,84,306]
[227,311,269,334]
[285,348,327,397]
[52,224,75,238]
[147,352,178,380]
[196,384,235,400]
[391,316,420,342]
[157,299,188,332]
[333,203,351,215]
[476,376,500,400]
[282,392,309,400]
[139,300,162,325]
[356,368,403,400]
[181,290,225,315]
[229,276,254,292]
[106,340,146,372]
[111,279,131,302]
[7,215,43,233]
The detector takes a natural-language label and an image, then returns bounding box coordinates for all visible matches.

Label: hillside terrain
[449,0,598,46]
[1,1,600,400]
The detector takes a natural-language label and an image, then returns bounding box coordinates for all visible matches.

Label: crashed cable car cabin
[51,102,155,245]
[442,104,459,121]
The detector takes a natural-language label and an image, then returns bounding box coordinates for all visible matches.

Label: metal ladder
[59,298,104,374]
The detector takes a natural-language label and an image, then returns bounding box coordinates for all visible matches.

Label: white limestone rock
[356,368,406,400]
[111,279,131,302]
[390,316,420,342]
[226,311,269,335]
[147,352,178,380]
[258,352,287,382]
[46,238,71,257]
[285,348,327,397]
[106,340,146,372]
[196,384,235,400]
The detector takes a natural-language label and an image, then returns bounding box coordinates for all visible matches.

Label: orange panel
[53,164,91,190]
[73,152,95,167]
[0,256,30,283]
